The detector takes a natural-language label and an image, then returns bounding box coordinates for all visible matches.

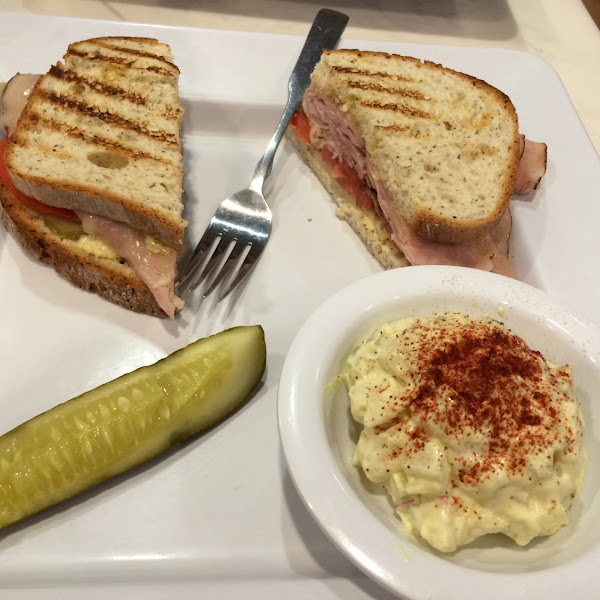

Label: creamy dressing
[76,234,120,260]
[340,313,586,553]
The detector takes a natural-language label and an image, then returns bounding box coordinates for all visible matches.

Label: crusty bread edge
[408,57,519,243]
[314,49,520,244]
[286,126,409,270]
[6,167,184,252]
[3,36,186,252]
[0,180,167,318]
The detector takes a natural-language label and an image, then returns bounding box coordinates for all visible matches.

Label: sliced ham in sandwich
[288,49,547,278]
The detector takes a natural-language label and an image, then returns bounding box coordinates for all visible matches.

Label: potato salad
[340,313,586,553]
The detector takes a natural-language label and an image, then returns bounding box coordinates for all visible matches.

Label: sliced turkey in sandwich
[0,36,186,317]
[287,49,547,277]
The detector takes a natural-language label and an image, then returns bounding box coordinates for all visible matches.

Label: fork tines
[177,219,265,301]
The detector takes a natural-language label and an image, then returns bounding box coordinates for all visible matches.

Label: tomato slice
[291,116,376,212]
[355,188,376,211]
[320,147,338,169]
[320,147,375,211]
[0,137,81,224]
[291,111,312,145]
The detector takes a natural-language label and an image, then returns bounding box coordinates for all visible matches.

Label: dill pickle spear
[0,325,266,530]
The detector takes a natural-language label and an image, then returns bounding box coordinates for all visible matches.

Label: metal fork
[177,8,349,301]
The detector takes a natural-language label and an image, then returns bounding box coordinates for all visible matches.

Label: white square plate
[0,11,599,600]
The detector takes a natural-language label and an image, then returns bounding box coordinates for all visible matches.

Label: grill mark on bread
[48,64,148,106]
[68,49,135,67]
[360,100,434,119]
[162,105,182,120]
[145,65,178,76]
[78,39,179,71]
[40,91,179,145]
[331,66,413,82]
[376,124,411,133]
[346,80,431,101]
[66,49,176,78]
[25,115,178,166]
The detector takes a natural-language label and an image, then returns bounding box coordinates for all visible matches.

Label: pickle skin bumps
[0,325,266,530]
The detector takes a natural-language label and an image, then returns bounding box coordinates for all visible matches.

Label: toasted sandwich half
[287,49,547,277]
[0,37,186,317]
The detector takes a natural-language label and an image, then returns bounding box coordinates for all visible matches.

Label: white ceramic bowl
[278,265,600,600]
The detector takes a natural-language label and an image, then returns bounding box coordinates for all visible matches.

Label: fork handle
[250,8,349,192]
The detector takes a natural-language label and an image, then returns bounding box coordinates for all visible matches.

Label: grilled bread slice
[4,37,185,251]
[304,49,521,244]
[0,179,165,317]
